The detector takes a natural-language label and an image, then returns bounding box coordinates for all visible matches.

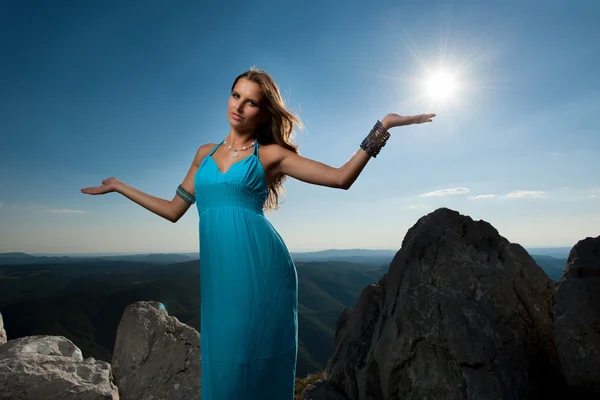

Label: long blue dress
[194,140,298,399]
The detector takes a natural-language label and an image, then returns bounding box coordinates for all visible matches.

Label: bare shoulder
[258,142,292,164]
[193,143,218,165]
[199,142,218,153]
[258,143,300,179]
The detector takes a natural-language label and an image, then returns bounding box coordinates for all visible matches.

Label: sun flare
[424,69,459,101]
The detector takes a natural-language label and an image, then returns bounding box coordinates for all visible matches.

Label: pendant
[231,151,239,158]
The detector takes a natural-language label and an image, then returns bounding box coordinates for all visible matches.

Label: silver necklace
[223,136,256,158]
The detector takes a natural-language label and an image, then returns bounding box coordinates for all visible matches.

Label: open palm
[385,113,436,128]
[81,177,120,195]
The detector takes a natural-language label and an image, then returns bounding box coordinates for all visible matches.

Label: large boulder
[111,301,201,400]
[0,335,118,399]
[325,208,566,399]
[554,235,600,394]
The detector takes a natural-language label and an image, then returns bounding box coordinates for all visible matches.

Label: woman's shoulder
[258,142,288,163]
[257,142,280,151]
[191,143,219,165]
[199,142,219,152]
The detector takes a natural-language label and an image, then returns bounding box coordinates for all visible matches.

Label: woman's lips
[232,112,243,121]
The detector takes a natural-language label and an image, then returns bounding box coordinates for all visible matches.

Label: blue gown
[194,140,298,399]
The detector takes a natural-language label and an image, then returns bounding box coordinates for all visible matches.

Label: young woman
[81,68,435,399]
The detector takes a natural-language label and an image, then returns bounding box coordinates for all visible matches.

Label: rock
[325,208,565,399]
[0,312,6,345]
[301,379,349,400]
[111,301,201,400]
[554,235,600,394]
[0,335,118,399]
[334,308,352,349]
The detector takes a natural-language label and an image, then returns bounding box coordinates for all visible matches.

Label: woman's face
[227,78,269,132]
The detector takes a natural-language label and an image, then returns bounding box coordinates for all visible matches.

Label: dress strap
[208,140,224,156]
[253,140,259,157]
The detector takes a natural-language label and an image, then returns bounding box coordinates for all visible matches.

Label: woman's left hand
[381,113,436,129]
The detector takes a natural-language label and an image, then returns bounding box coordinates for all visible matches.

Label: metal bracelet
[176,184,196,205]
[360,120,391,158]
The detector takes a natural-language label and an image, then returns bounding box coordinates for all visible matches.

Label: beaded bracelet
[360,120,391,158]
[176,184,196,205]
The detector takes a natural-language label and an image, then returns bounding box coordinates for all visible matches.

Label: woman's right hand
[81,177,122,195]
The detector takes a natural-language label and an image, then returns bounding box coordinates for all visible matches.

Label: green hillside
[0,259,386,377]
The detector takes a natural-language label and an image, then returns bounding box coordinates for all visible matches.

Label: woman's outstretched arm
[81,143,215,223]
[274,113,435,190]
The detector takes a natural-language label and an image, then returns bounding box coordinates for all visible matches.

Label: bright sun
[424,69,459,101]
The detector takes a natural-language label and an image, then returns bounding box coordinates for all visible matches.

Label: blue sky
[1,0,599,254]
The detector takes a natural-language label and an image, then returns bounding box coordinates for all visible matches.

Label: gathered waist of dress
[196,183,266,216]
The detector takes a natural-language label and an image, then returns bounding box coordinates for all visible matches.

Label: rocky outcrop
[111,301,201,400]
[4,207,600,399]
[0,335,119,399]
[322,208,566,399]
[0,301,201,399]
[301,378,348,400]
[0,312,6,345]
[554,235,600,394]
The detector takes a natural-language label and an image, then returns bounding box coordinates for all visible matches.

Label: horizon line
[1,245,576,257]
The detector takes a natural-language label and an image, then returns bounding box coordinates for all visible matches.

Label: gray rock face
[554,235,600,394]
[0,335,118,399]
[0,312,6,345]
[111,301,201,400]
[301,379,349,400]
[325,208,565,399]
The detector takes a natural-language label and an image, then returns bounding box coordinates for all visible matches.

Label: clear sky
[1,0,599,254]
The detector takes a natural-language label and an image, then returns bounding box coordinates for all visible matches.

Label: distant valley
[0,248,569,376]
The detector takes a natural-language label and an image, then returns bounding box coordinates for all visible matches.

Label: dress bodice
[194,140,268,216]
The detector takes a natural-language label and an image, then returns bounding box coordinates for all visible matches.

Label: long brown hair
[231,68,303,211]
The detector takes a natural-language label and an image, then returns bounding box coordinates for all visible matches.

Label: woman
[81,68,435,399]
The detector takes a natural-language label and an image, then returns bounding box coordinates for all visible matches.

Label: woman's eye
[232,93,239,98]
